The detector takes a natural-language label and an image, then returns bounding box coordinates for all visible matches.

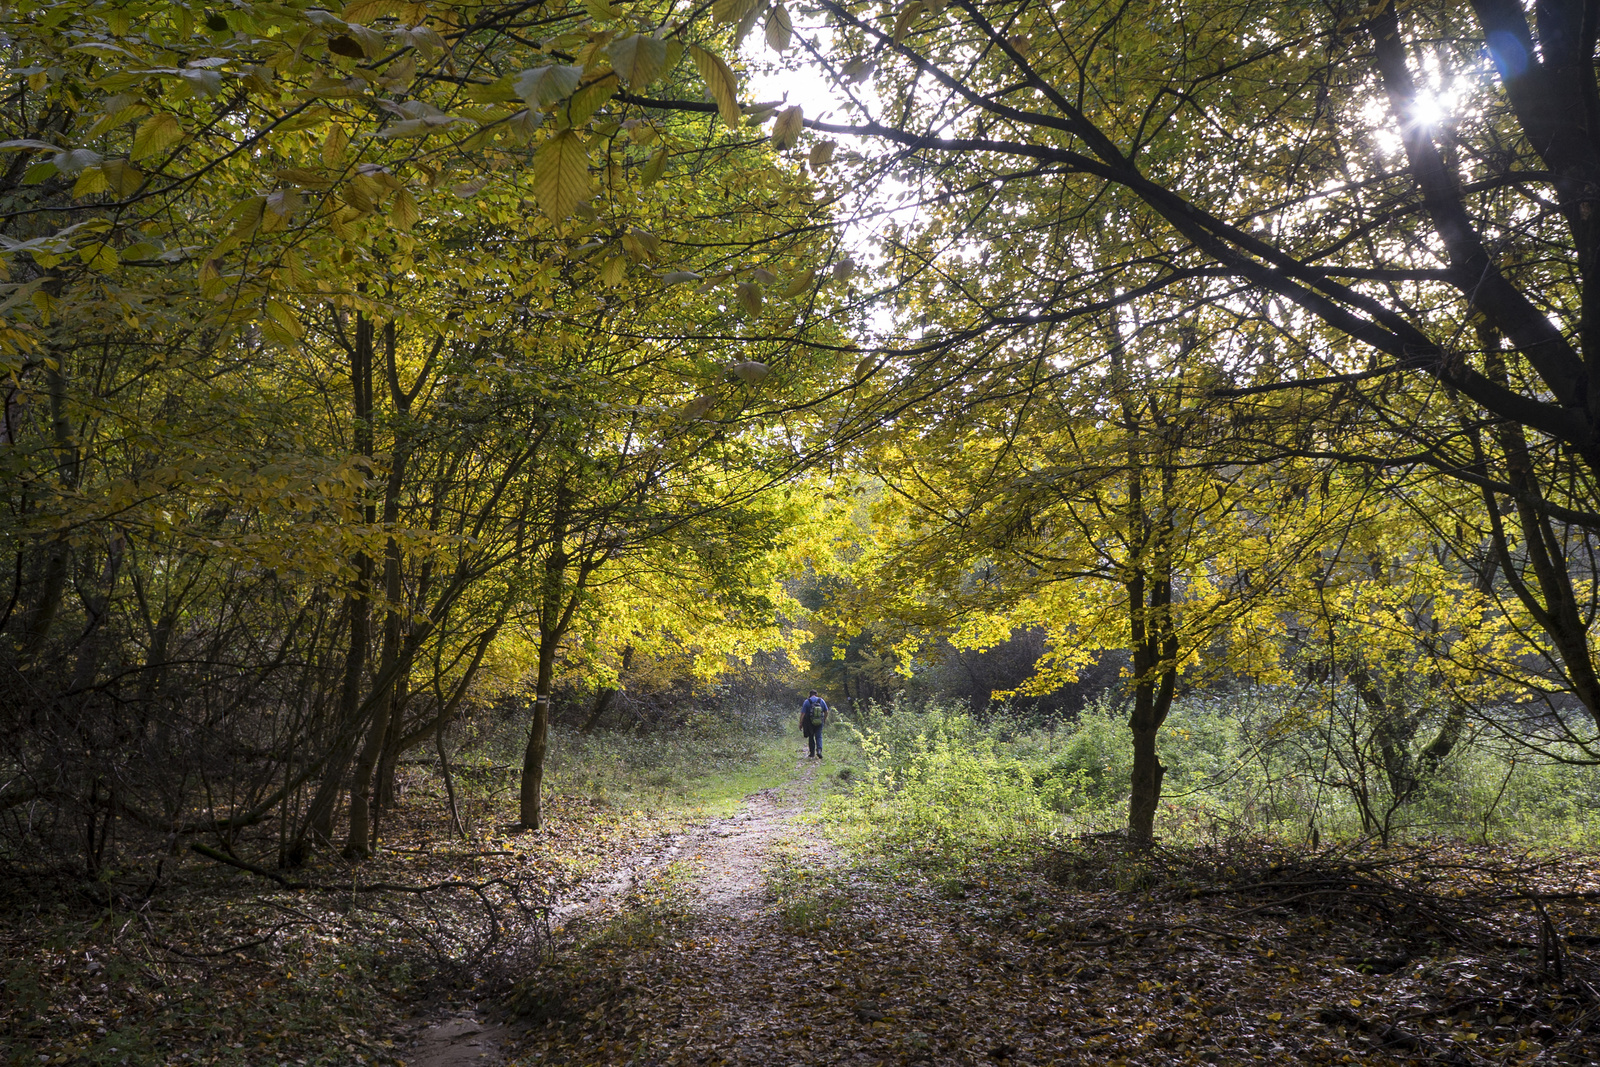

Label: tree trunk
[518,479,574,831]
[19,362,78,665]
[1127,718,1165,844]
[518,642,559,829]
[293,311,377,863]
[581,645,632,733]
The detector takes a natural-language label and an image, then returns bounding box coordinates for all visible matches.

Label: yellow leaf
[532,129,592,219]
[713,0,763,26]
[607,35,668,87]
[515,65,582,108]
[78,241,119,273]
[689,45,741,130]
[809,140,836,169]
[598,256,625,286]
[736,281,763,316]
[781,268,815,297]
[641,147,667,187]
[772,105,802,150]
[765,4,793,51]
[893,1,925,45]
[322,124,350,165]
[130,113,183,162]
[102,158,144,196]
[389,187,420,231]
[266,300,304,339]
[73,166,110,197]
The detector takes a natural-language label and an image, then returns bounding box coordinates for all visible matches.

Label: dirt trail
[402,754,822,1066]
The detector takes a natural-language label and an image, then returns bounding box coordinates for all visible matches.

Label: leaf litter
[4,759,1597,1066]
[500,779,1600,1066]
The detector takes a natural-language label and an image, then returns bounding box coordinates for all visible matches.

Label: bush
[822,697,1048,860]
[817,687,1600,853]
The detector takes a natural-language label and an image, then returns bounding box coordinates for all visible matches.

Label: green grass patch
[763,837,848,933]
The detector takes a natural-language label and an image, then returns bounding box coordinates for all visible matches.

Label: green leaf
[532,129,592,219]
[53,148,101,177]
[515,65,583,108]
[780,269,815,297]
[569,76,617,126]
[772,105,802,150]
[641,147,668,186]
[765,5,793,51]
[690,45,741,130]
[809,141,836,169]
[131,113,184,161]
[599,256,626,286]
[179,68,223,97]
[608,35,668,87]
[736,281,763,316]
[840,57,875,84]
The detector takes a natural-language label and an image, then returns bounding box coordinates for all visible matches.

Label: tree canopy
[6,0,1600,859]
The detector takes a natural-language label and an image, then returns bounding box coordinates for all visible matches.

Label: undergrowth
[817,692,1600,863]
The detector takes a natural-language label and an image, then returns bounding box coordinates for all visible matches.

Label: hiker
[799,690,829,759]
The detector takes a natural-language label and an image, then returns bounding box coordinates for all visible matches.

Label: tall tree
[709,0,1600,750]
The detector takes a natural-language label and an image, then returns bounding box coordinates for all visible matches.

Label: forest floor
[4,747,1600,1067]
[419,753,1600,1067]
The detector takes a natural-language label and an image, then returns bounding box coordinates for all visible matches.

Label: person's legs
[806,731,817,758]
[814,728,822,759]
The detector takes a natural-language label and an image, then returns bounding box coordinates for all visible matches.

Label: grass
[450,701,803,818]
[762,837,847,933]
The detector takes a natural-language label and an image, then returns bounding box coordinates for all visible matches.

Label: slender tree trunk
[518,638,560,830]
[20,362,78,664]
[295,312,377,862]
[519,480,573,831]
[345,319,415,859]
[581,645,632,734]
[67,533,124,697]
[437,722,465,838]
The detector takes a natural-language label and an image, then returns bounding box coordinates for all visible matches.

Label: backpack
[802,697,826,729]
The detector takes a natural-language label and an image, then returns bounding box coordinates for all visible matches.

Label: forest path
[404,755,1600,1067]
[403,750,825,1067]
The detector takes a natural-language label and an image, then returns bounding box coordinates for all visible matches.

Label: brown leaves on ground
[503,839,1600,1066]
[0,794,696,1066]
